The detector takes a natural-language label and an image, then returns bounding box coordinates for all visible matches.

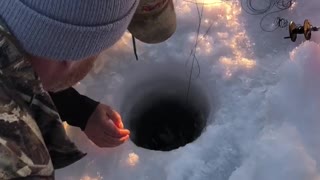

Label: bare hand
[84,104,130,148]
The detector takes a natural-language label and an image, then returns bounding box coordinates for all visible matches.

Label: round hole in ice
[120,65,212,151]
[129,95,208,151]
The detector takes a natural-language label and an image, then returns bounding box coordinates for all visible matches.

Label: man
[0,0,138,179]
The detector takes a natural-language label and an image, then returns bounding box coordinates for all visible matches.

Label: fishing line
[185,1,204,104]
[241,0,295,32]
[184,0,216,104]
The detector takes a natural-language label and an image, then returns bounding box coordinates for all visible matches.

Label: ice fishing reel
[284,19,320,42]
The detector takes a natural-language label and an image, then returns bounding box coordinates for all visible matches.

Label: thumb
[105,106,124,129]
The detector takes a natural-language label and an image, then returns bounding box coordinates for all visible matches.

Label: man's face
[29,55,97,92]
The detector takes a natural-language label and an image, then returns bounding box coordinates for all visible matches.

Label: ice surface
[56,0,320,179]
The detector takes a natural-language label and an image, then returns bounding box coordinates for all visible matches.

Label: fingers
[103,119,130,138]
[101,120,130,147]
[85,104,131,148]
[97,135,130,148]
[105,106,124,129]
[107,135,129,146]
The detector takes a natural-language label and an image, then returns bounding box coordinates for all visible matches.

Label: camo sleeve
[0,83,54,179]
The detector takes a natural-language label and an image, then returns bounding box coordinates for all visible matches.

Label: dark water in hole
[129,98,206,151]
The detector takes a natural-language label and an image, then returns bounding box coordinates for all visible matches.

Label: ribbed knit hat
[0,0,139,61]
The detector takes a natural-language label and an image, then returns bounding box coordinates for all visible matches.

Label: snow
[57,0,320,179]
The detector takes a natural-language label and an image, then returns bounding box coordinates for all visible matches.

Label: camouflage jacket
[0,22,86,179]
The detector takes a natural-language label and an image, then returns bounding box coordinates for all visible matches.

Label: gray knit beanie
[0,0,138,61]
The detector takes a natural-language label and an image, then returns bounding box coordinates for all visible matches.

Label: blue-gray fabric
[0,0,138,61]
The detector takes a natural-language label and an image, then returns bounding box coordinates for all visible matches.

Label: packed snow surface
[57,0,320,179]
